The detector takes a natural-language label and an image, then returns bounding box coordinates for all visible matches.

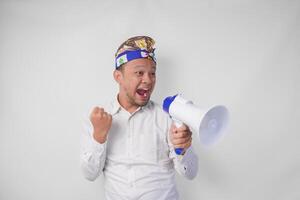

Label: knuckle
[179,132,185,137]
[172,134,178,140]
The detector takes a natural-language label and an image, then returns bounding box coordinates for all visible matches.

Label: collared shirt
[80,97,198,200]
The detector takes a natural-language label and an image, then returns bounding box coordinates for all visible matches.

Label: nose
[142,73,154,84]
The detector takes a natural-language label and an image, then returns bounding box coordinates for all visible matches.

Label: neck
[117,93,139,114]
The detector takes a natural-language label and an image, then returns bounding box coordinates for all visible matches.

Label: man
[80,36,198,200]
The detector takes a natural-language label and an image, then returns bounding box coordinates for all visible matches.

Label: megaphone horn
[163,94,229,155]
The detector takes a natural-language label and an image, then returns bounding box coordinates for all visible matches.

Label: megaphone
[163,94,229,155]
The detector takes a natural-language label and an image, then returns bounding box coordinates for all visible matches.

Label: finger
[90,108,100,120]
[170,124,177,133]
[184,137,192,149]
[172,134,191,143]
[108,115,113,125]
[174,137,192,149]
[92,107,100,114]
[98,108,105,114]
[172,125,191,134]
[170,127,178,135]
[93,107,105,115]
[176,125,190,132]
[179,128,192,135]
[172,137,191,145]
[172,131,191,139]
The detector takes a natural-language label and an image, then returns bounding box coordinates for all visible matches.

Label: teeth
[137,88,150,97]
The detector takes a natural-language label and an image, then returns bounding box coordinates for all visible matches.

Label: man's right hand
[89,107,112,144]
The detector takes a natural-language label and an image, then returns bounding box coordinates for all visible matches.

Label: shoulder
[147,100,173,132]
[147,100,171,119]
[147,100,162,112]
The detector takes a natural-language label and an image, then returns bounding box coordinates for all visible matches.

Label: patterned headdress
[115,36,156,69]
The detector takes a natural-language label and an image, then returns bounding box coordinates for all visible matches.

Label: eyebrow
[133,65,156,70]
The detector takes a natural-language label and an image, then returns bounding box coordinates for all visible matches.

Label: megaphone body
[163,94,229,155]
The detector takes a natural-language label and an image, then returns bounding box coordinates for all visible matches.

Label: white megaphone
[163,94,229,155]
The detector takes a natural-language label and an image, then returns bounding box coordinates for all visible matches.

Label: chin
[137,99,150,106]
[139,101,149,106]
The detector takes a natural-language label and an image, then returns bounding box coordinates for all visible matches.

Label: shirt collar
[111,97,121,115]
[111,95,153,115]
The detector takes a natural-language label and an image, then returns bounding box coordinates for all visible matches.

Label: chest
[106,109,170,163]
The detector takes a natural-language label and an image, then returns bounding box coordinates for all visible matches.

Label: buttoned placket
[113,104,150,189]
[127,110,140,188]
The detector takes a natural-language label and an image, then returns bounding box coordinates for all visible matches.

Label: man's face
[114,58,156,108]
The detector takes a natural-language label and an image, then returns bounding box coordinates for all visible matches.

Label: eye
[151,72,156,76]
[135,71,144,76]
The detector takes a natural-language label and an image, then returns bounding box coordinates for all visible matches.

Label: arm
[80,107,112,181]
[169,145,198,180]
[168,123,199,180]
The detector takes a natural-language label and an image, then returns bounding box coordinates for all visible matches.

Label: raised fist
[89,107,112,144]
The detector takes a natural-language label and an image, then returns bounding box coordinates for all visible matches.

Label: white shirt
[80,97,198,200]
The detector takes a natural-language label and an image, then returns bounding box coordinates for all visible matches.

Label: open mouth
[136,88,150,98]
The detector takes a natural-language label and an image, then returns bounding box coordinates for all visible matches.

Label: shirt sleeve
[166,117,199,180]
[170,146,198,180]
[80,111,107,181]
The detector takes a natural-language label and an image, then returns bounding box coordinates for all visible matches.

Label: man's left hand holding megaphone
[169,123,192,155]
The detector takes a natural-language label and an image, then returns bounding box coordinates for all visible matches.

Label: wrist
[93,132,107,144]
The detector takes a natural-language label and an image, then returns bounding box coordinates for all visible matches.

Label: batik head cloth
[115,36,156,69]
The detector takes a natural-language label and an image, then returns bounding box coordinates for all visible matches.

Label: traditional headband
[115,49,156,69]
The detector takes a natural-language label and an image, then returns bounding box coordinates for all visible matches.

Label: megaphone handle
[173,120,183,128]
[172,118,184,155]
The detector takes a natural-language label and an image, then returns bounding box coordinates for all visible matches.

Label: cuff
[174,146,193,164]
[91,136,107,152]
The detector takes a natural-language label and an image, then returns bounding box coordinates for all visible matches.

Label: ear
[113,70,123,84]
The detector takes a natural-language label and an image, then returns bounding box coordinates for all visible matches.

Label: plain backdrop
[0,0,299,199]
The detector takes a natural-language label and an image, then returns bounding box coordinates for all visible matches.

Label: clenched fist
[170,123,192,155]
[90,107,112,144]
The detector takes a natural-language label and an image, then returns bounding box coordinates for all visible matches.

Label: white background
[0,0,299,199]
